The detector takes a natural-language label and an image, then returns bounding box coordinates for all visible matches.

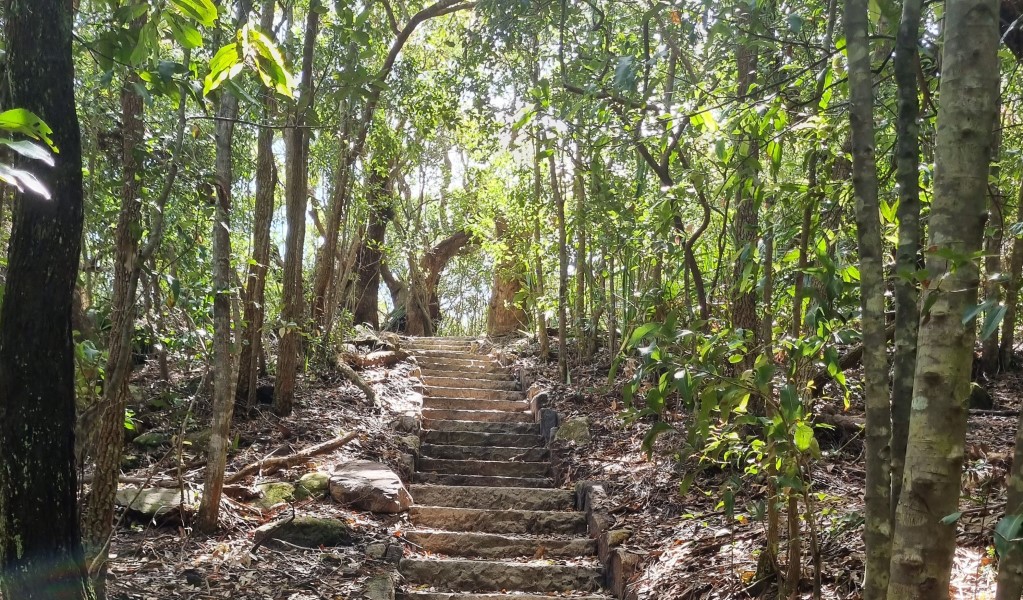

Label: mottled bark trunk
[352,165,393,329]
[996,405,1023,598]
[237,0,278,409]
[574,156,586,353]
[731,13,760,357]
[0,1,95,597]
[890,0,923,524]
[82,75,144,592]
[1000,181,1023,370]
[406,230,474,336]
[886,0,999,594]
[547,147,569,382]
[846,0,891,594]
[274,6,319,416]
[486,216,529,337]
[982,111,1004,375]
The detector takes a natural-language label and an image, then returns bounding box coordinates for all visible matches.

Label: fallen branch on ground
[225,432,359,484]
[335,355,379,405]
[810,324,896,396]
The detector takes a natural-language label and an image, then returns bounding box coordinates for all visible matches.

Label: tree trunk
[890,0,923,524]
[352,162,393,328]
[487,215,528,337]
[846,0,891,594]
[196,0,254,532]
[886,0,999,594]
[996,406,1023,598]
[982,108,1004,375]
[1000,179,1023,370]
[0,1,95,597]
[573,150,586,357]
[547,146,569,382]
[405,230,475,335]
[730,10,760,358]
[237,0,278,410]
[274,5,319,416]
[81,73,144,593]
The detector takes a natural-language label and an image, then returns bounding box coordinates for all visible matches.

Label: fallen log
[225,432,359,484]
[335,356,378,405]
[349,349,409,369]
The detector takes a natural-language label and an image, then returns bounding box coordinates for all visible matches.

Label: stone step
[418,458,550,479]
[399,558,603,593]
[409,485,575,510]
[426,386,525,402]
[410,506,587,535]
[420,368,514,381]
[420,444,549,462]
[414,349,490,361]
[421,409,532,423]
[421,376,520,391]
[422,430,541,448]
[422,397,529,413]
[422,419,538,435]
[417,358,503,373]
[400,593,610,600]
[414,472,553,488]
[403,531,596,559]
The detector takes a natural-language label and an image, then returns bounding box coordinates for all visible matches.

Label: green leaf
[627,322,660,347]
[170,0,218,26]
[0,139,54,165]
[641,421,673,458]
[0,164,51,199]
[995,514,1023,557]
[939,511,962,526]
[980,304,1007,341]
[167,15,203,50]
[780,384,801,422]
[793,423,814,451]
[0,109,55,149]
[962,299,995,325]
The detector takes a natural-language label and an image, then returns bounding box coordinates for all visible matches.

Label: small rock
[294,471,330,500]
[360,573,395,600]
[330,460,412,513]
[253,516,353,548]
[182,428,212,448]
[390,414,420,434]
[554,416,592,445]
[132,431,171,448]
[254,482,295,509]
[396,435,420,455]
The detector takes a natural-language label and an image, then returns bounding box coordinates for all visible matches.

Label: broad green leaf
[641,421,673,458]
[962,299,995,325]
[0,164,51,199]
[980,304,1007,341]
[995,514,1023,557]
[940,511,963,525]
[793,423,814,451]
[167,15,203,50]
[170,0,218,26]
[0,109,55,149]
[0,139,54,165]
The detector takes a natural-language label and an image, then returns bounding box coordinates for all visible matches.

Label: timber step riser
[419,368,515,381]
[399,594,610,600]
[420,444,549,462]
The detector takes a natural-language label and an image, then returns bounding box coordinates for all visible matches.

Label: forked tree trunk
[0,1,95,597]
[237,0,279,409]
[406,230,475,335]
[886,0,999,594]
[846,0,891,594]
[274,6,319,416]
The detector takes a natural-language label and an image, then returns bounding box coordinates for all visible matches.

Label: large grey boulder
[329,460,412,513]
[253,516,354,548]
[115,487,198,523]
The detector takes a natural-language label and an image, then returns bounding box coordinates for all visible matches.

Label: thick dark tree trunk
[405,230,475,335]
[0,1,95,598]
[353,164,393,328]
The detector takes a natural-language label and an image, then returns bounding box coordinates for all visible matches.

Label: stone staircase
[398,337,611,600]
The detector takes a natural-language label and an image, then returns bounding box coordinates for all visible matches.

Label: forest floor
[101,338,1019,600]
